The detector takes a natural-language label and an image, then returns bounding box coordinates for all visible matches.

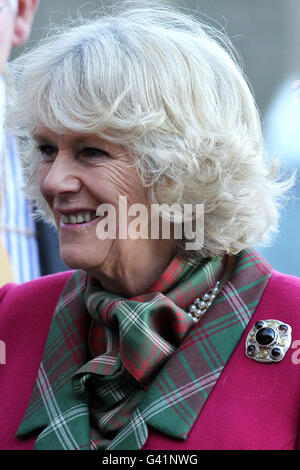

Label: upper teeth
[61,212,97,225]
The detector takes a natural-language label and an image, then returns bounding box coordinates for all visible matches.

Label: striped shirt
[0,76,40,283]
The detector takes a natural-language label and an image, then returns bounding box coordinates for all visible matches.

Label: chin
[60,249,95,271]
[59,239,112,273]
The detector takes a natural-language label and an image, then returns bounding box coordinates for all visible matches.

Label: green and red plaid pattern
[16,248,272,450]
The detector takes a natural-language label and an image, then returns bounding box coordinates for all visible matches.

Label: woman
[0,5,299,450]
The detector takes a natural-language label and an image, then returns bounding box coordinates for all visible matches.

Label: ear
[12,0,39,47]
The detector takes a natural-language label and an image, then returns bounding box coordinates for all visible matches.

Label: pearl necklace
[185,255,238,323]
[187,281,221,322]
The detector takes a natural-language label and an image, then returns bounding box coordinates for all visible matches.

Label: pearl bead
[186,280,221,322]
[195,309,203,317]
[188,304,197,312]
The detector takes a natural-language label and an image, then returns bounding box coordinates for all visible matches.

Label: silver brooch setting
[245,319,292,363]
[187,281,220,322]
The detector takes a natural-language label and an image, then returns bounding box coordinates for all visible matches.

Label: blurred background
[10,0,300,277]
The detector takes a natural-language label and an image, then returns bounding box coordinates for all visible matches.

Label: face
[0,0,15,73]
[36,127,154,279]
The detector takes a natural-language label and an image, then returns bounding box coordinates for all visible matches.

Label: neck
[89,239,177,298]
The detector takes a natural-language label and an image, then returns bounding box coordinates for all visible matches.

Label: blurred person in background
[1,4,300,451]
[0,0,66,285]
[0,0,40,285]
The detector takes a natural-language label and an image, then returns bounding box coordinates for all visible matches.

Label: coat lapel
[16,270,92,450]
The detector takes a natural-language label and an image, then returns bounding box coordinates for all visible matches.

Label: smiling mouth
[59,210,100,226]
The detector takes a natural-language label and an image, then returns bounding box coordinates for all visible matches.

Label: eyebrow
[32,133,112,157]
[33,132,53,143]
[33,132,104,144]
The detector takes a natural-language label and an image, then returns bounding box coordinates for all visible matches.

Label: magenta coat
[0,269,299,450]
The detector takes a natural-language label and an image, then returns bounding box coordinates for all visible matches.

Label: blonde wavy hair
[7,2,294,259]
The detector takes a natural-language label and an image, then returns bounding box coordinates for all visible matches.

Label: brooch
[245,319,292,363]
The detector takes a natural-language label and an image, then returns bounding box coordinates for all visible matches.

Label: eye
[80,148,110,159]
[36,144,57,161]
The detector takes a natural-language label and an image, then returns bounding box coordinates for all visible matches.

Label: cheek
[90,165,147,205]
[85,167,125,204]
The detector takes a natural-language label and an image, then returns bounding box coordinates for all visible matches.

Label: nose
[41,151,82,198]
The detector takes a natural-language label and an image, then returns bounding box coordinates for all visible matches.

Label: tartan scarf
[16,248,272,450]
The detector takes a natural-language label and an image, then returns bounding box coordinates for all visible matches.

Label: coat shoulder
[0,271,74,321]
[268,269,300,299]
[257,269,300,331]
